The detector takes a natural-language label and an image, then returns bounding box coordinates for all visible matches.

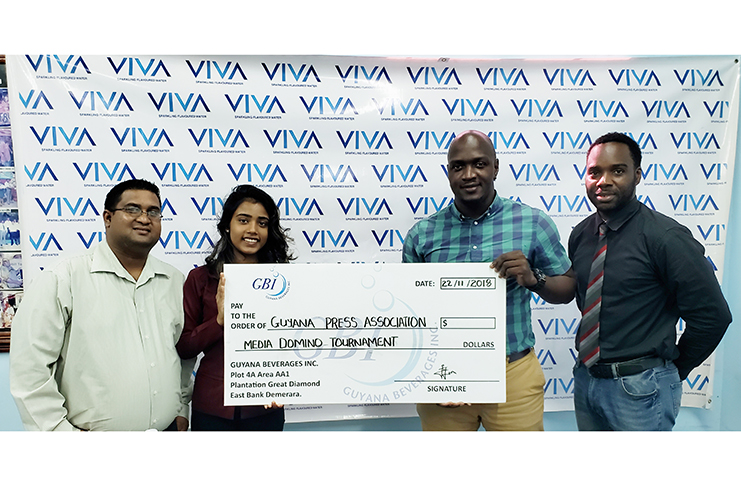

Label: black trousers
[190,407,285,431]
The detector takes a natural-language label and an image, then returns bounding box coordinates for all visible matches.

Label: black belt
[588,356,666,379]
[507,348,531,363]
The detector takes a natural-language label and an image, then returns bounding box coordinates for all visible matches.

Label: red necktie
[579,222,607,367]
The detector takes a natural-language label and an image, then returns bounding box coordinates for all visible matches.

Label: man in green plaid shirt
[403,130,576,431]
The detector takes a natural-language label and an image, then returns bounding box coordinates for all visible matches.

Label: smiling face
[446,132,499,218]
[229,199,269,263]
[103,189,161,256]
[585,141,642,218]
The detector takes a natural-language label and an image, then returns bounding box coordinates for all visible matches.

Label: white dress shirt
[10,241,193,431]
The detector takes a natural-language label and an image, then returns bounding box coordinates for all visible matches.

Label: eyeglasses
[111,206,162,220]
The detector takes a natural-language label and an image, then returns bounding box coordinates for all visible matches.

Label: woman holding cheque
[176,185,295,431]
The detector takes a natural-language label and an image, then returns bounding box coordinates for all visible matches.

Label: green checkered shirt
[402,193,571,355]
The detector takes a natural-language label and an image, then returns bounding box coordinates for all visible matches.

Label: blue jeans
[573,360,682,431]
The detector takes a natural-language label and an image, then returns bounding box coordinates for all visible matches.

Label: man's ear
[102,210,112,229]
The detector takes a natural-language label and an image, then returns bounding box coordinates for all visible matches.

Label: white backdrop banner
[7,55,738,422]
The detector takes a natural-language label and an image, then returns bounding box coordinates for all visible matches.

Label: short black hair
[104,179,162,211]
[587,132,642,169]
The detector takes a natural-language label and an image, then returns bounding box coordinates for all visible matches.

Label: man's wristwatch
[525,267,546,292]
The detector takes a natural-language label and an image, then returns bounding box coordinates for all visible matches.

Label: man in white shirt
[10,179,193,431]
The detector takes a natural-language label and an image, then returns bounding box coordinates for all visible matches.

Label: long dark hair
[205,185,294,275]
